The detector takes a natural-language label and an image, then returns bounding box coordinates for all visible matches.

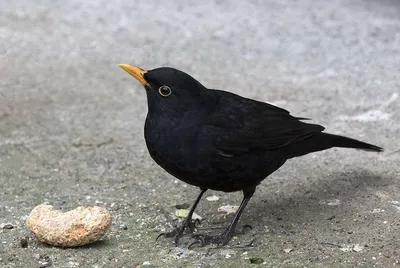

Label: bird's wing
[201,91,325,155]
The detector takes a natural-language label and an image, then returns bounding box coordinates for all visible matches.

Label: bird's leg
[179,188,207,233]
[157,188,207,245]
[190,186,255,248]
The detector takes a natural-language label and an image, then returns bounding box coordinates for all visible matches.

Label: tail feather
[320,133,383,152]
[283,132,383,159]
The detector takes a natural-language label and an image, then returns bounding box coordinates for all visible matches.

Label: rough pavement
[1,0,399,267]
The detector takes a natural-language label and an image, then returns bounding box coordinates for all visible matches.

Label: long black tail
[321,133,383,152]
[284,132,383,159]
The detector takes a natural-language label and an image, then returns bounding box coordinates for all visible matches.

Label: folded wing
[201,91,325,155]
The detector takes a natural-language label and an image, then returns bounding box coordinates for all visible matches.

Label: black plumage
[119,64,382,246]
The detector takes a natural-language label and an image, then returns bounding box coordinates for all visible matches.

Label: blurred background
[1,0,399,267]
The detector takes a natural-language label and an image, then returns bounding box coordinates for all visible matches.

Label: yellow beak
[118,64,149,86]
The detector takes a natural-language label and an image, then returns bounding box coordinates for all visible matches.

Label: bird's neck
[144,90,218,137]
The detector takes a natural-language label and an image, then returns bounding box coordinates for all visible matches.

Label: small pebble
[206,195,220,201]
[175,203,190,209]
[141,261,156,268]
[217,205,239,215]
[249,257,264,264]
[2,223,14,230]
[20,237,28,248]
[175,209,202,220]
[283,248,293,253]
[38,255,52,268]
[326,215,336,221]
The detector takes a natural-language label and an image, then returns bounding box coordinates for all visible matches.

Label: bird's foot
[189,224,252,248]
[156,218,201,245]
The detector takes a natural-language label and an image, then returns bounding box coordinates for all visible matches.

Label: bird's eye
[158,86,171,97]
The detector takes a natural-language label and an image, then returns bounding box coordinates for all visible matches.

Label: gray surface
[0,0,399,267]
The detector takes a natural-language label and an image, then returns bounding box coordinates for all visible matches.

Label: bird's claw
[190,232,231,248]
[188,235,207,249]
[155,229,177,241]
[189,234,215,248]
[188,224,253,248]
[156,218,201,245]
[189,218,201,232]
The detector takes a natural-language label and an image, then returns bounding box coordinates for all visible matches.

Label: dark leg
[157,188,207,245]
[191,186,256,247]
[184,188,207,230]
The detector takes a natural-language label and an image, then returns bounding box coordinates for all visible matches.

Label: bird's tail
[320,133,383,152]
[283,132,382,159]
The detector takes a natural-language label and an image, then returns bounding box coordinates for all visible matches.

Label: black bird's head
[119,64,207,115]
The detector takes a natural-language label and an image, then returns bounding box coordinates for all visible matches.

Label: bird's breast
[144,115,201,174]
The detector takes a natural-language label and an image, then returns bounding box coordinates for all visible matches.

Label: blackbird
[118,64,382,246]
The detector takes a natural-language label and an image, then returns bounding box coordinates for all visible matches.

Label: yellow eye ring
[158,86,172,97]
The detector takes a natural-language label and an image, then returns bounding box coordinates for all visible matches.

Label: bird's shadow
[246,169,389,230]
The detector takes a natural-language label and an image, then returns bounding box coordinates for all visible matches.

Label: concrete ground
[1,0,399,267]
